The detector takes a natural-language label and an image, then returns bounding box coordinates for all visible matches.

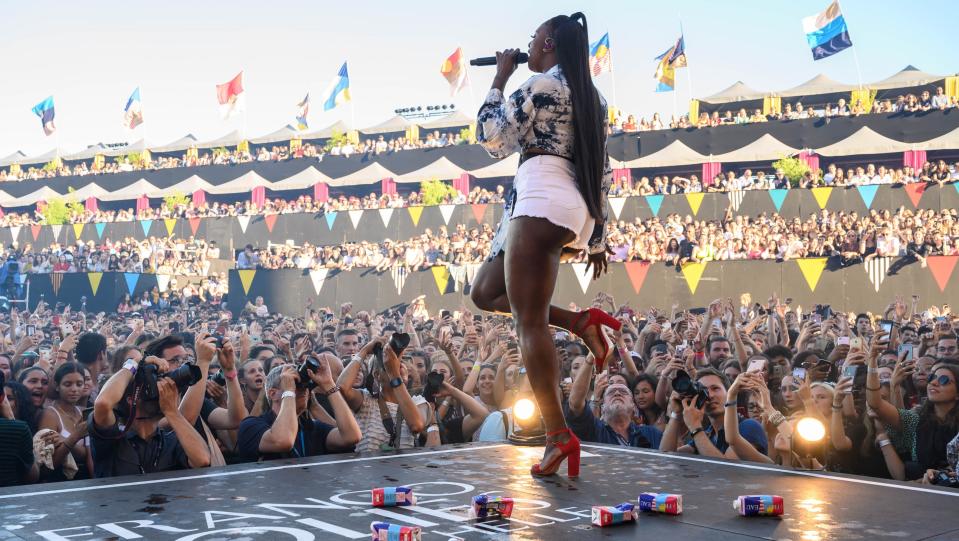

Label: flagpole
[608,48,620,112]
[851,46,864,90]
[680,18,694,118]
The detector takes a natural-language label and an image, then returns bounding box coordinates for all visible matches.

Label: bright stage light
[796,417,826,442]
[514,398,536,421]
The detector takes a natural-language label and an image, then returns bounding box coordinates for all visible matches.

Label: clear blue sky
[1,0,955,157]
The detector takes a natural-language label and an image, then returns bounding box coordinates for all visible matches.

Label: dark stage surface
[1,443,958,540]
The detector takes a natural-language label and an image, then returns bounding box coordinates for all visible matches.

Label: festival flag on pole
[31,96,56,136]
[440,47,468,96]
[802,0,853,60]
[321,62,351,111]
[123,87,144,130]
[216,71,245,118]
[295,93,310,131]
[588,33,612,77]
[653,36,687,92]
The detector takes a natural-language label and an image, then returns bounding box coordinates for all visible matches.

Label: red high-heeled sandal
[571,307,622,372]
[530,428,581,478]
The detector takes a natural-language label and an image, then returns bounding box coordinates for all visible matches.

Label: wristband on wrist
[877,439,891,448]
[723,400,737,408]
[867,367,879,374]
[689,427,704,438]
[281,390,296,400]
[320,384,341,397]
[832,404,843,410]
[426,424,439,433]
[223,369,238,380]
[123,359,138,375]
[669,411,680,420]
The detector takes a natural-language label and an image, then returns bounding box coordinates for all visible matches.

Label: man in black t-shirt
[0,415,36,486]
[237,359,360,462]
[89,355,210,477]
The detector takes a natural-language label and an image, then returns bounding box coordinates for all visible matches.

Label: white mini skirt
[487,155,594,260]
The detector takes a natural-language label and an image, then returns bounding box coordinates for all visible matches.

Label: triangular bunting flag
[164,218,176,237]
[728,190,745,212]
[645,195,664,217]
[188,217,201,235]
[390,266,408,294]
[87,272,103,296]
[927,255,959,293]
[51,272,63,295]
[30,225,41,241]
[123,272,140,295]
[471,204,487,223]
[685,193,704,216]
[769,189,788,212]
[680,262,707,294]
[864,257,890,292]
[608,197,627,220]
[857,185,878,209]
[431,266,450,295]
[570,263,592,295]
[623,261,650,294]
[264,214,278,233]
[238,269,256,295]
[378,208,393,228]
[237,215,251,234]
[811,187,832,209]
[904,183,926,208]
[95,222,105,239]
[308,268,329,295]
[348,210,363,229]
[51,224,63,240]
[139,220,152,237]
[72,223,84,240]
[325,212,337,230]
[156,274,171,293]
[408,206,424,227]
[796,258,828,292]
[439,204,456,225]
[9,226,20,242]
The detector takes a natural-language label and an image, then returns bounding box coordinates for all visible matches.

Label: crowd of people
[3,237,225,277]
[0,130,471,183]
[0,158,955,231]
[236,206,959,271]
[612,87,959,133]
[1,290,956,490]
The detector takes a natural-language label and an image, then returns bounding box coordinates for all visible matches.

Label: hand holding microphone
[491,48,524,90]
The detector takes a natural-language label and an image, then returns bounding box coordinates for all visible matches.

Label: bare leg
[504,217,577,469]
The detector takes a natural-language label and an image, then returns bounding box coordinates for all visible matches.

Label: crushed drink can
[469,494,514,519]
[371,486,416,507]
[733,495,784,516]
[638,492,683,515]
[591,503,638,527]
[370,521,421,541]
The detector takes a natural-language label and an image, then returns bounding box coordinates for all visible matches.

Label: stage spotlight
[514,398,535,421]
[508,396,545,445]
[796,417,825,443]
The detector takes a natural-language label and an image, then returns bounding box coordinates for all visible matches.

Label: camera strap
[376,394,403,450]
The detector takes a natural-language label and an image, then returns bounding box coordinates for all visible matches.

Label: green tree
[163,190,191,212]
[40,188,84,225]
[420,179,458,206]
[323,131,349,152]
[771,155,812,187]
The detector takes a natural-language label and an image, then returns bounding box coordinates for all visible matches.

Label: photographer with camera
[337,334,427,453]
[659,367,767,460]
[89,353,210,477]
[566,354,662,448]
[237,355,360,461]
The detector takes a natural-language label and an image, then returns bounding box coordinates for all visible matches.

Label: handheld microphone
[469,52,529,67]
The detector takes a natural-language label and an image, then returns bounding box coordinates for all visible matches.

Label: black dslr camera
[672,369,709,409]
[134,362,202,417]
[364,333,412,394]
[297,356,320,389]
[422,372,445,404]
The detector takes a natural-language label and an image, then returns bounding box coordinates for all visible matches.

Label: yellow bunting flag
[681,261,707,294]
[796,258,828,292]
[238,269,256,295]
[811,187,833,209]
[72,223,84,240]
[408,206,424,227]
[431,265,450,295]
[87,272,103,296]
[686,192,704,216]
[164,218,176,237]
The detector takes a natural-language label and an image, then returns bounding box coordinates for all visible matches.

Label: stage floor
[1,443,958,540]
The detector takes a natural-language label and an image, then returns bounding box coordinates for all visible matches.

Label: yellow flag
[431,266,450,295]
[87,272,103,296]
[681,262,707,294]
[238,269,256,295]
[796,258,828,292]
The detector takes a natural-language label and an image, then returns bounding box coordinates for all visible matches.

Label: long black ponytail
[548,12,606,220]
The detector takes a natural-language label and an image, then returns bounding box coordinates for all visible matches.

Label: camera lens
[297,357,320,389]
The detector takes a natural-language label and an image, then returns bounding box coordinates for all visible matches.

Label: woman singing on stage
[471,12,619,478]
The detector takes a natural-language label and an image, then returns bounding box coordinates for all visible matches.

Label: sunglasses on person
[927,374,955,386]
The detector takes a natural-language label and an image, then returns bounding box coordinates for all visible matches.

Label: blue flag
[802,1,853,60]
[322,62,351,111]
[31,96,56,136]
